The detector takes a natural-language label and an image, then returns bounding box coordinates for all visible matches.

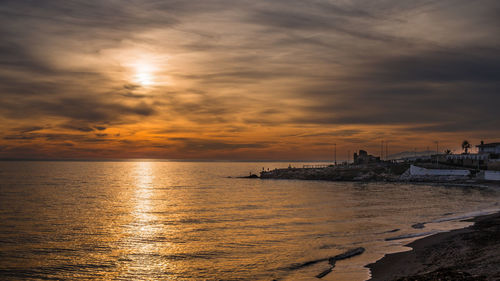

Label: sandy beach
[367,212,500,281]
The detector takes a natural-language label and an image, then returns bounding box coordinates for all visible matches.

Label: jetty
[256,145,500,184]
[258,163,500,184]
[260,163,407,181]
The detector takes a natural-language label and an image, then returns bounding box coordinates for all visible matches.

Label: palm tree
[444,149,452,155]
[462,140,471,154]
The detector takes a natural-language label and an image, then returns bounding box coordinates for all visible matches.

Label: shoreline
[366,211,500,281]
[257,165,500,189]
[254,176,500,190]
[254,168,500,190]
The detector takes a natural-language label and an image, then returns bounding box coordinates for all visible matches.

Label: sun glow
[134,62,156,86]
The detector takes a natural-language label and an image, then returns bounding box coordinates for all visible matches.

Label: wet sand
[367,212,500,281]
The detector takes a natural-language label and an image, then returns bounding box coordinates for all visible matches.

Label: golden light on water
[2,161,499,280]
[133,161,154,222]
[121,161,162,277]
[1,0,499,279]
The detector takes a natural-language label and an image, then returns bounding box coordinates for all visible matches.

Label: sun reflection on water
[118,162,165,279]
[2,162,500,280]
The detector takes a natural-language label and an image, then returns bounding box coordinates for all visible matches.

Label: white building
[446,153,489,161]
[476,141,500,154]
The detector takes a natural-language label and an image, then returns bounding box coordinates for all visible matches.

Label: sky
[0,0,499,160]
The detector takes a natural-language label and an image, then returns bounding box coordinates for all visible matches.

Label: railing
[302,164,330,169]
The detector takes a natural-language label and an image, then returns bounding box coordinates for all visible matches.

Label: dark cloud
[3,135,37,140]
[366,48,500,83]
[0,0,178,33]
[1,96,155,123]
[0,39,51,74]
[0,0,498,159]
[288,46,500,131]
[16,126,45,133]
[169,138,268,151]
[120,93,147,99]
[297,130,364,138]
[402,119,500,133]
[2,132,120,145]
[62,122,94,132]
[123,84,141,90]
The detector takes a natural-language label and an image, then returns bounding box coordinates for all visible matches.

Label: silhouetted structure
[444,141,500,170]
[477,141,500,154]
[353,150,380,165]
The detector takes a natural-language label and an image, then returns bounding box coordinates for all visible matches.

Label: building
[476,141,500,154]
[445,153,489,168]
[353,150,380,165]
[443,141,500,170]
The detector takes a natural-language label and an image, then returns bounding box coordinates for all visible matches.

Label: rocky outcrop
[260,164,407,182]
[259,164,494,184]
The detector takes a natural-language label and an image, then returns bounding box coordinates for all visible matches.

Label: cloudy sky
[0,0,498,160]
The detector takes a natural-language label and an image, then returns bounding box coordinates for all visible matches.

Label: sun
[136,71,153,86]
[134,62,156,86]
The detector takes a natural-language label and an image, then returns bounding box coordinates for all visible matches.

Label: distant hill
[388,150,437,160]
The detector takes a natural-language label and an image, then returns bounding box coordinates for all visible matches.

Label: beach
[367,212,500,281]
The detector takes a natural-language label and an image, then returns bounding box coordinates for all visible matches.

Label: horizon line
[0,158,337,163]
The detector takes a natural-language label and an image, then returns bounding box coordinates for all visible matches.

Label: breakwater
[260,163,409,181]
[258,164,500,186]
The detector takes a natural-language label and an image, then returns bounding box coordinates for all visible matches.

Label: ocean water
[0,161,499,281]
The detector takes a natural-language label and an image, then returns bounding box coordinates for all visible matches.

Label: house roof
[476,142,500,148]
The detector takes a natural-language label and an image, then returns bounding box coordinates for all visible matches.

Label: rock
[412,223,426,229]
[328,247,365,264]
[238,173,259,178]
[318,247,365,279]
[316,264,335,279]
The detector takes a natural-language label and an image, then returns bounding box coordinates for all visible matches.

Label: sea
[0,161,499,281]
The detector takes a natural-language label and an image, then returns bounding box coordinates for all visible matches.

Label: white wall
[480,146,500,154]
[446,153,489,160]
[410,165,470,176]
[485,170,500,181]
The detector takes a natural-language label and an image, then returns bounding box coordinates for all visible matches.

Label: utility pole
[381,140,384,160]
[386,141,388,161]
[347,150,350,165]
[334,143,337,165]
[436,141,439,168]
